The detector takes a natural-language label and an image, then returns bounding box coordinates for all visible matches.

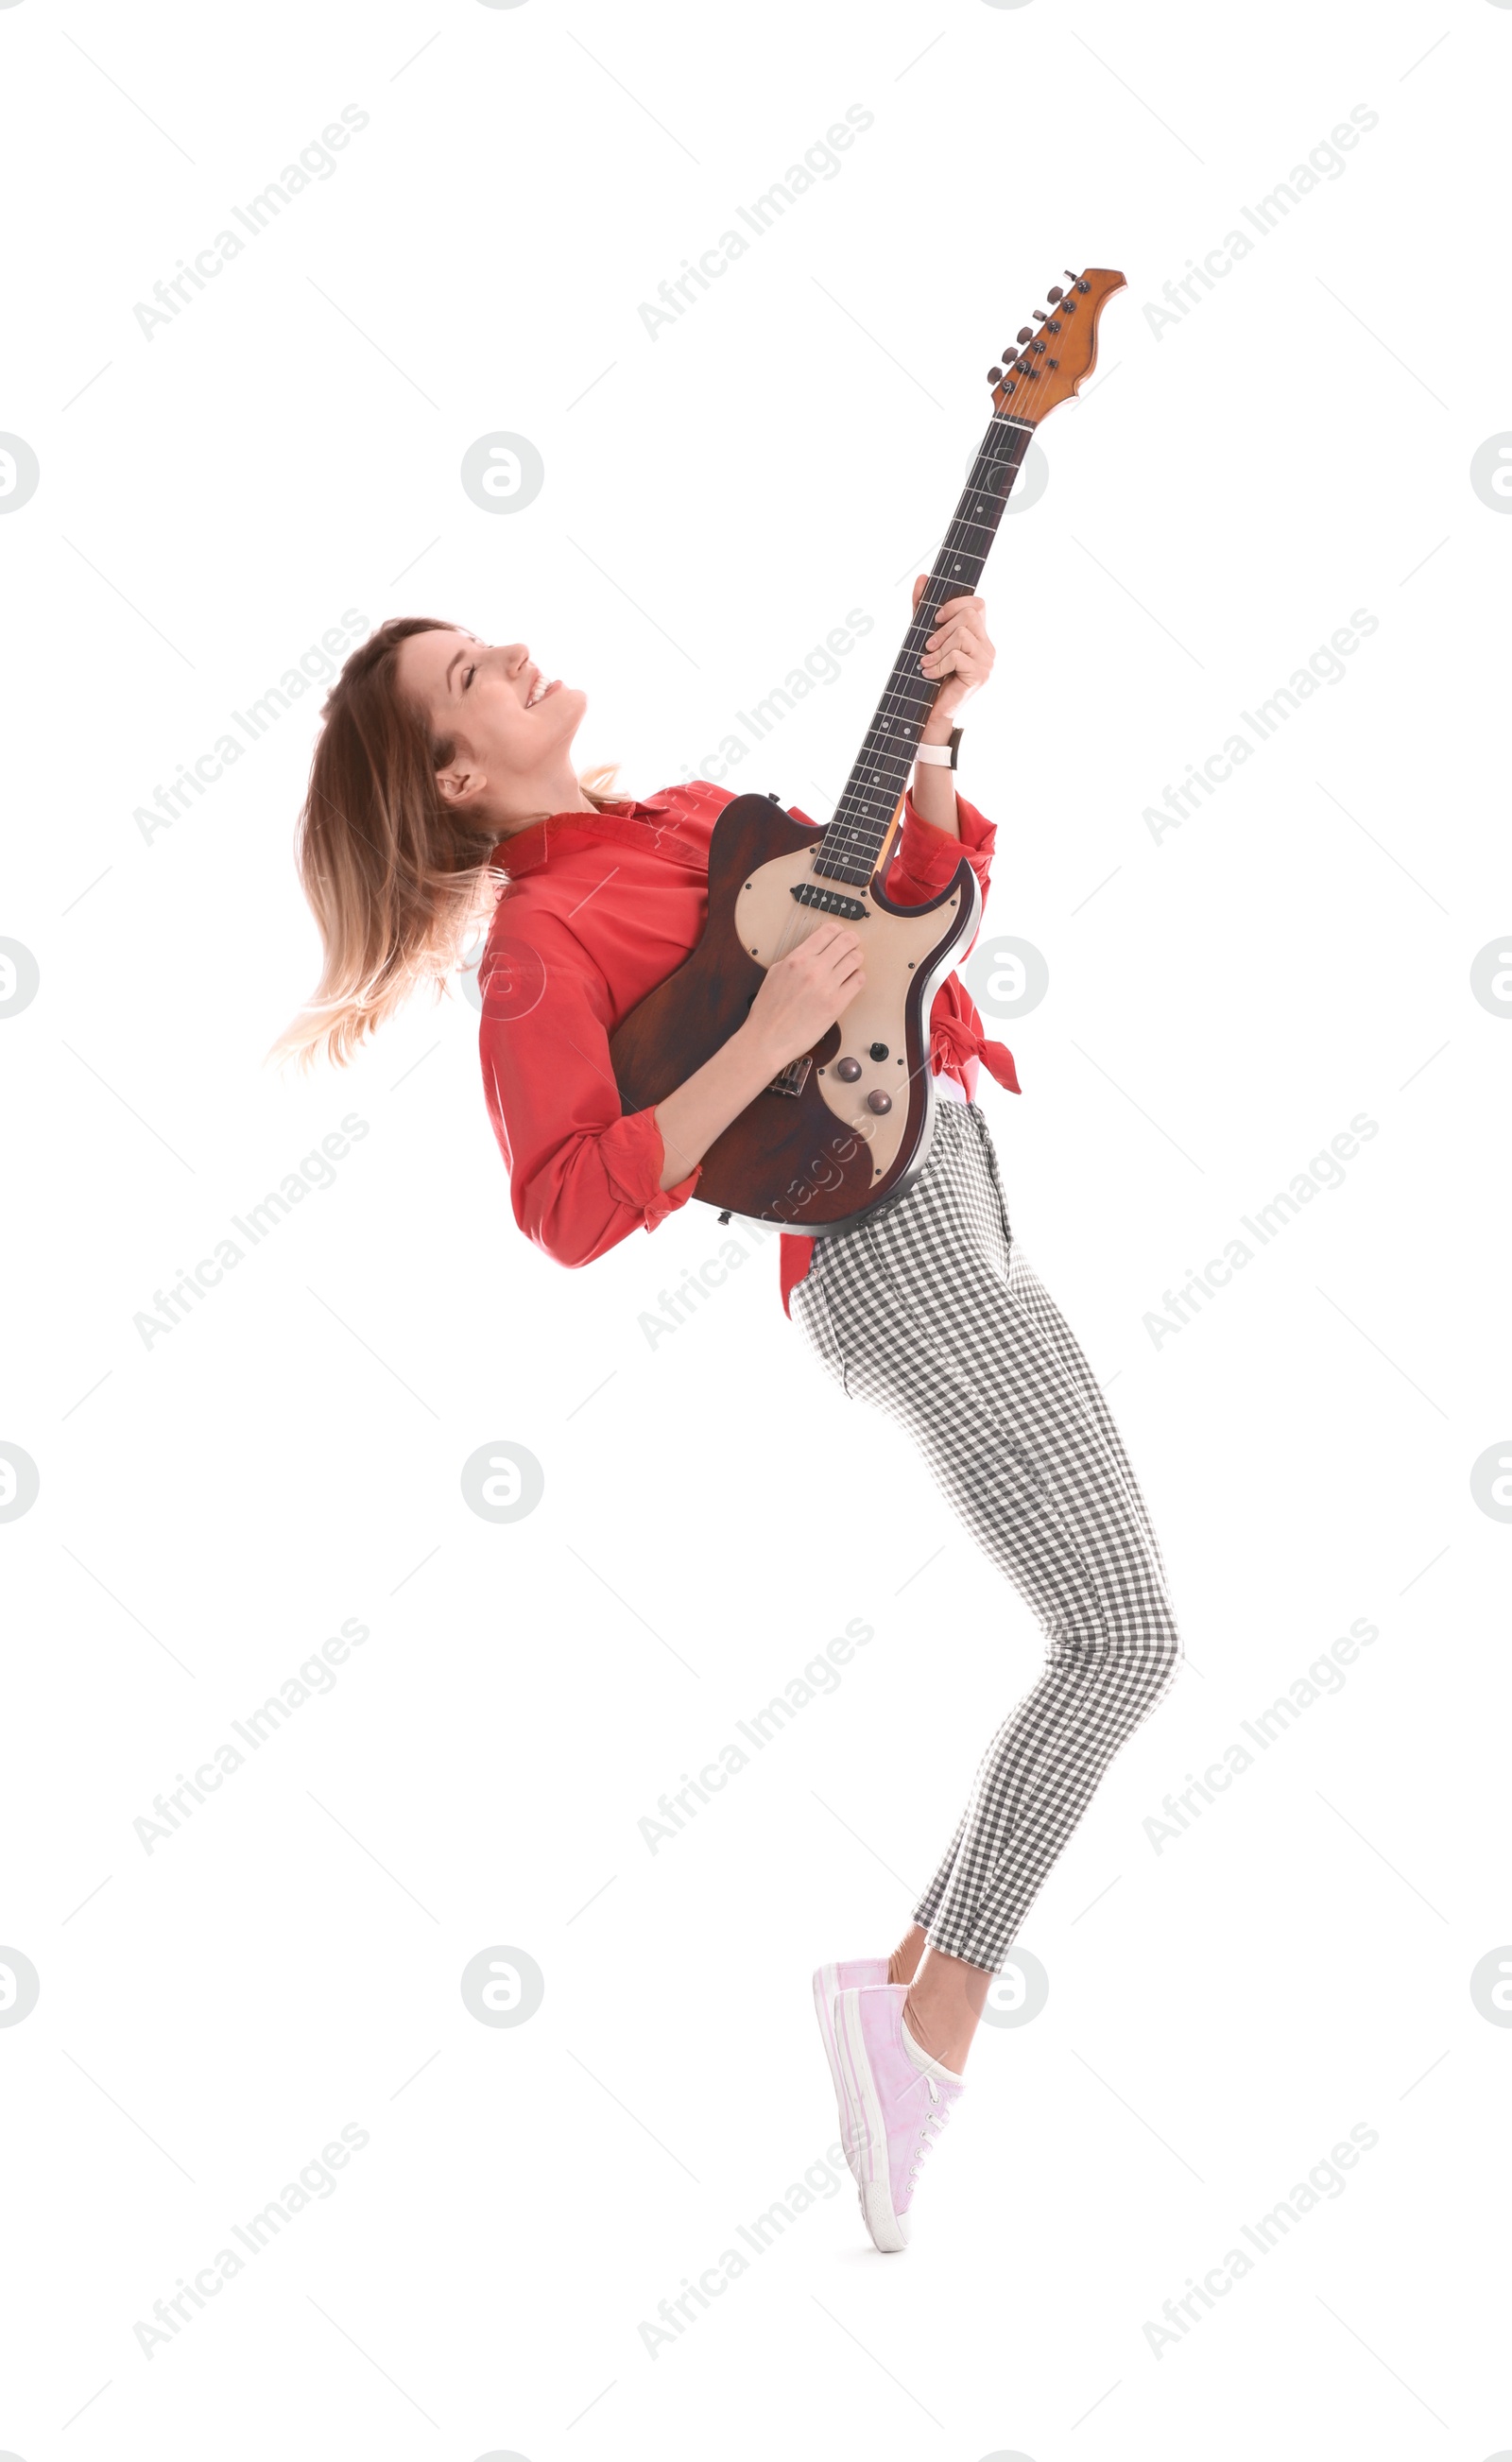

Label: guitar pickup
[791,883,867,920]
[765,1057,813,1097]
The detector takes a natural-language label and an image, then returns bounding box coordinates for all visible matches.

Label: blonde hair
[268,616,620,1071]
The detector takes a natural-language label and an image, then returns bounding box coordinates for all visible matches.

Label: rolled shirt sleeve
[885,787,996,912]
[478,910,699,1267]
[886,784,1019,1097]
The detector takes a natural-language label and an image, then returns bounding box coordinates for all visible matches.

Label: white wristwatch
[915,728,962,769]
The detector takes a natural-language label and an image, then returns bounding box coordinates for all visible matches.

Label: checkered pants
[789,1098,1181,1971]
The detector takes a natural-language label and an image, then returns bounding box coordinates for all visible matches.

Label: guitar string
[761,405,1025,982]
[877,404,1032,1121]
[755,352,1042,1086]
[817,395,1037,883]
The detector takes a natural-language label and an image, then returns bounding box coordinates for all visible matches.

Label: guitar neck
[814,409,1035,887]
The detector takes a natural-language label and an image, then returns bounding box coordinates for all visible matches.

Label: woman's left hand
[913,578,995,736]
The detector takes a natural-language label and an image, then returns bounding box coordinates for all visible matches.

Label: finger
[911,574,929,611]
[925,594,983,637]
[924,634,986,675]
[928,633,984,669]
[924,624,989,672]
[926,607,985,648]
[926,622,985,655]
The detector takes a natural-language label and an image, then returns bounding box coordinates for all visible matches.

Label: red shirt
[477,779,1019,1313]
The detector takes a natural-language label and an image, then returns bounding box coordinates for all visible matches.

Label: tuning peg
[1046,286,1064,303]
[1016,326,1034,344]
[988,366,1004,384]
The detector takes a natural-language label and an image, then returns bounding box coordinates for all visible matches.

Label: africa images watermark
[1143,2122,1381,2359]
[131,1617,370,1854]
[132,610,368,847]
[132,1114,369,1350]
[132,106,371,339]
[637,1117,881,1344]
[1141,1614,1380,1854]
[1142,1110,1379,1349]
[638,1215,781,1348]
[639,105,874,340]
[133,2124,370,2359]
[638,2139,850,2360]
[681,603,877,789]
[1143,104,1381,341]
[637,1618,876,1851]
[1142,607,1379,847]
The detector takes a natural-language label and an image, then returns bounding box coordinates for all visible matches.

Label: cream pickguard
[732,842,976,1179]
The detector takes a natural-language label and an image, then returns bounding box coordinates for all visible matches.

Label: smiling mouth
[524,673,561,710]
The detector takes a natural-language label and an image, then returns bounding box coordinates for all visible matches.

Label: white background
[3,0,1510,2454]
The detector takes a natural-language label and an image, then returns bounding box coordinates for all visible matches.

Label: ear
[435,759,489,812]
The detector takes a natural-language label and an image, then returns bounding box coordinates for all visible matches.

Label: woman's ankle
[886,1923,928,1988]
[902,1948,991,2075]
[901,1990,970,2075]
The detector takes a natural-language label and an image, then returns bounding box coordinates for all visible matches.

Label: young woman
[275,594,1183,2256]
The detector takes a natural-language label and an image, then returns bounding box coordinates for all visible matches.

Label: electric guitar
[610,267,1125,1232]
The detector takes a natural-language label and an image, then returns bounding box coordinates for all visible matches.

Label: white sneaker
[832,1983,965,2254]
[812,1959,888,2178]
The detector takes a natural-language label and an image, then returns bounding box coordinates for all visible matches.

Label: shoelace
[906,2075,954,2179]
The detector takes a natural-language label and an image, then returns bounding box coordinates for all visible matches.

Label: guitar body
[610,793,979,1232]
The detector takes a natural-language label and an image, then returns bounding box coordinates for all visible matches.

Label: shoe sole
[833,1991,908,2254]
[811,1966,863,2184]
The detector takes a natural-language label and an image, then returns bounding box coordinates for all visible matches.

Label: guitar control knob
[868,1042,889,1060]
[867,1089,893,1115]
[835,1057,863,1083]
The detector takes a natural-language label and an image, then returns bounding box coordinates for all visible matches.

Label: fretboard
[815,410,1034,887]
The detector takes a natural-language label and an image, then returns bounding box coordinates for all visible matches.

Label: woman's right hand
[743,921,867,1070]
[653,921,868,1191]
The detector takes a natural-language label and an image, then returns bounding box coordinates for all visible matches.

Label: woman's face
[396,627,587,811]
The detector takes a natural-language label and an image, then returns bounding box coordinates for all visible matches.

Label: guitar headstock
[988,267,1125,422]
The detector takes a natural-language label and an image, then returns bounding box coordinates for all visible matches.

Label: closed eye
[462,664,475,691]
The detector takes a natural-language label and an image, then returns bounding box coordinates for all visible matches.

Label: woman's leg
[802,1117,1181,2061]
[885,1239,1180,2038]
